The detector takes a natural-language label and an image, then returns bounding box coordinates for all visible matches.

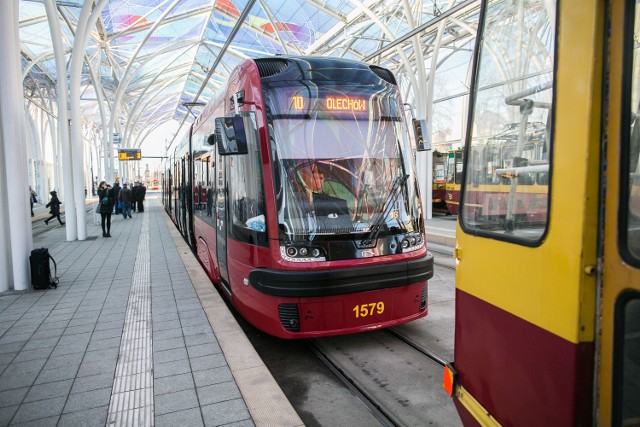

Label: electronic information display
[118,149,141,161]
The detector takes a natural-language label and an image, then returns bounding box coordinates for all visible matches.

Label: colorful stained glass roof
[19,0,479,147]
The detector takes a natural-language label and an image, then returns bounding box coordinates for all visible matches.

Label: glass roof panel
[19,0,481,151]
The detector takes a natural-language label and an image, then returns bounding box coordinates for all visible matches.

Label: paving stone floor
[0,199,253,427]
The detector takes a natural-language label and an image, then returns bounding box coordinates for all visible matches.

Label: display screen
[118,149,141,161]
[291,95,367,112]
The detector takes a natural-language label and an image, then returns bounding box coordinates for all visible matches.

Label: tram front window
[264,84,422,242]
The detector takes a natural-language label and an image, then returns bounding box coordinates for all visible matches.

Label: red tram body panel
[163,56,433,338]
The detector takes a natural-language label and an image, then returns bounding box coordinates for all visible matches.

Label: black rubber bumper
[248,252,434,297]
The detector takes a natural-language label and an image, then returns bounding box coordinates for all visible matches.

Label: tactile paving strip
[107,213,154,426]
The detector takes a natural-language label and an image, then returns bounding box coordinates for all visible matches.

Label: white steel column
[68,0,109,240]
[425,1,456,220]
[401,0,432,220]
[68,2,92,240]
[45,0,76,241]
[0,0,32,291]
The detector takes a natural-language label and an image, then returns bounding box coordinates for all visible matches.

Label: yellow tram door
[597,0,640,424]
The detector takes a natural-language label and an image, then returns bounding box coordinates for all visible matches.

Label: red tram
[163,56,433,339]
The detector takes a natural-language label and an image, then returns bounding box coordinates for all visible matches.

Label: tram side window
[470,148,482,186]
[193,157,210,219]
[536,142,549,185]
[460,0,555,243]
[484,146,501,184]
[455,151,464,185]
[203,156,215,225]
[228,112,267,246]
[446,153,455,183]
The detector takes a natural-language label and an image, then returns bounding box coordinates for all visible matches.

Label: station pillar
[0,0,33,291]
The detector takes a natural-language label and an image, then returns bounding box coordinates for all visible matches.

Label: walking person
[119,183,133,219]
[97,181,114,237]
[44,190,64,226]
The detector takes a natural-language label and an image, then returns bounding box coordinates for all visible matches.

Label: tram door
[451,1,598,425]
[215,140,230,292]
[599,0,640,424]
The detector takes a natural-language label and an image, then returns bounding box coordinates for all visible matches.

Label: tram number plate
[353,302,385,318]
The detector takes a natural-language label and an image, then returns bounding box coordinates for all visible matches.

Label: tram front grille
[255,58,289,77]
[278,303,300,332]
[420,285,428,311]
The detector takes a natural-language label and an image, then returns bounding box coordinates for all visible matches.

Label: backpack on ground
[29,248,59,290]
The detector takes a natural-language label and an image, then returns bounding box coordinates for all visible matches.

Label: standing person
[97,181,114,237]
[137,182,146,212]
[119,183,133,219]
[29,185,37,217]
[112,180,122,214]
[131,182,138,213]
[44,190,64,226]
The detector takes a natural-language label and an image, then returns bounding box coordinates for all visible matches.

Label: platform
[424,214,457,247]
[0,197,303,427]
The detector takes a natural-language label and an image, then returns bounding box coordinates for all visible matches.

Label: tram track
[384,327,447,367]
[309,323,458,426]
[308,340,397,427]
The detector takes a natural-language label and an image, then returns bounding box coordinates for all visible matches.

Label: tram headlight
[281,245,326,262]
[400,233,425,253]
[286,246,298,257]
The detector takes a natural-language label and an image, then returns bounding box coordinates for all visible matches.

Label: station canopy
[19,0,479,146]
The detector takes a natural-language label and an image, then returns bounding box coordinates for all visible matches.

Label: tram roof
[19,0,480,146]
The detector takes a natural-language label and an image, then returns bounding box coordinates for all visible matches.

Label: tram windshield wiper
[363,174,409,244]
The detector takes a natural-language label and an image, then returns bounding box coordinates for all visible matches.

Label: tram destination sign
[118,148,141,161]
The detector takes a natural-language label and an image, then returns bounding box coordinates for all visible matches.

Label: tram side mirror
[206,133,216,146]
[215,116,248,155]
[413,119,431,151]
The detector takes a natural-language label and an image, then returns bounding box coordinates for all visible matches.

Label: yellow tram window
[460,1,554,242]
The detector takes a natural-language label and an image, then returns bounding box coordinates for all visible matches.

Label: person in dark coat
[131,182,138,213]
[112,180,122,214]
[136,182,146,212]
[97,181,114,237]
[119,183,133,219]
[44,190,64,225]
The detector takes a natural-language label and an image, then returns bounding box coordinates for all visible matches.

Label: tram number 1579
[353,302,385,318]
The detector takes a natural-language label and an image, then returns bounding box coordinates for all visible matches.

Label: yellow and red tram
[444,0,640,426]
[432,150,450,214]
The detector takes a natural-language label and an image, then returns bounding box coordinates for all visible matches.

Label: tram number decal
[353,302,384,318]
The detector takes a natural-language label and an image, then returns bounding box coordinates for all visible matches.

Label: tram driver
[299,162,350,229]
